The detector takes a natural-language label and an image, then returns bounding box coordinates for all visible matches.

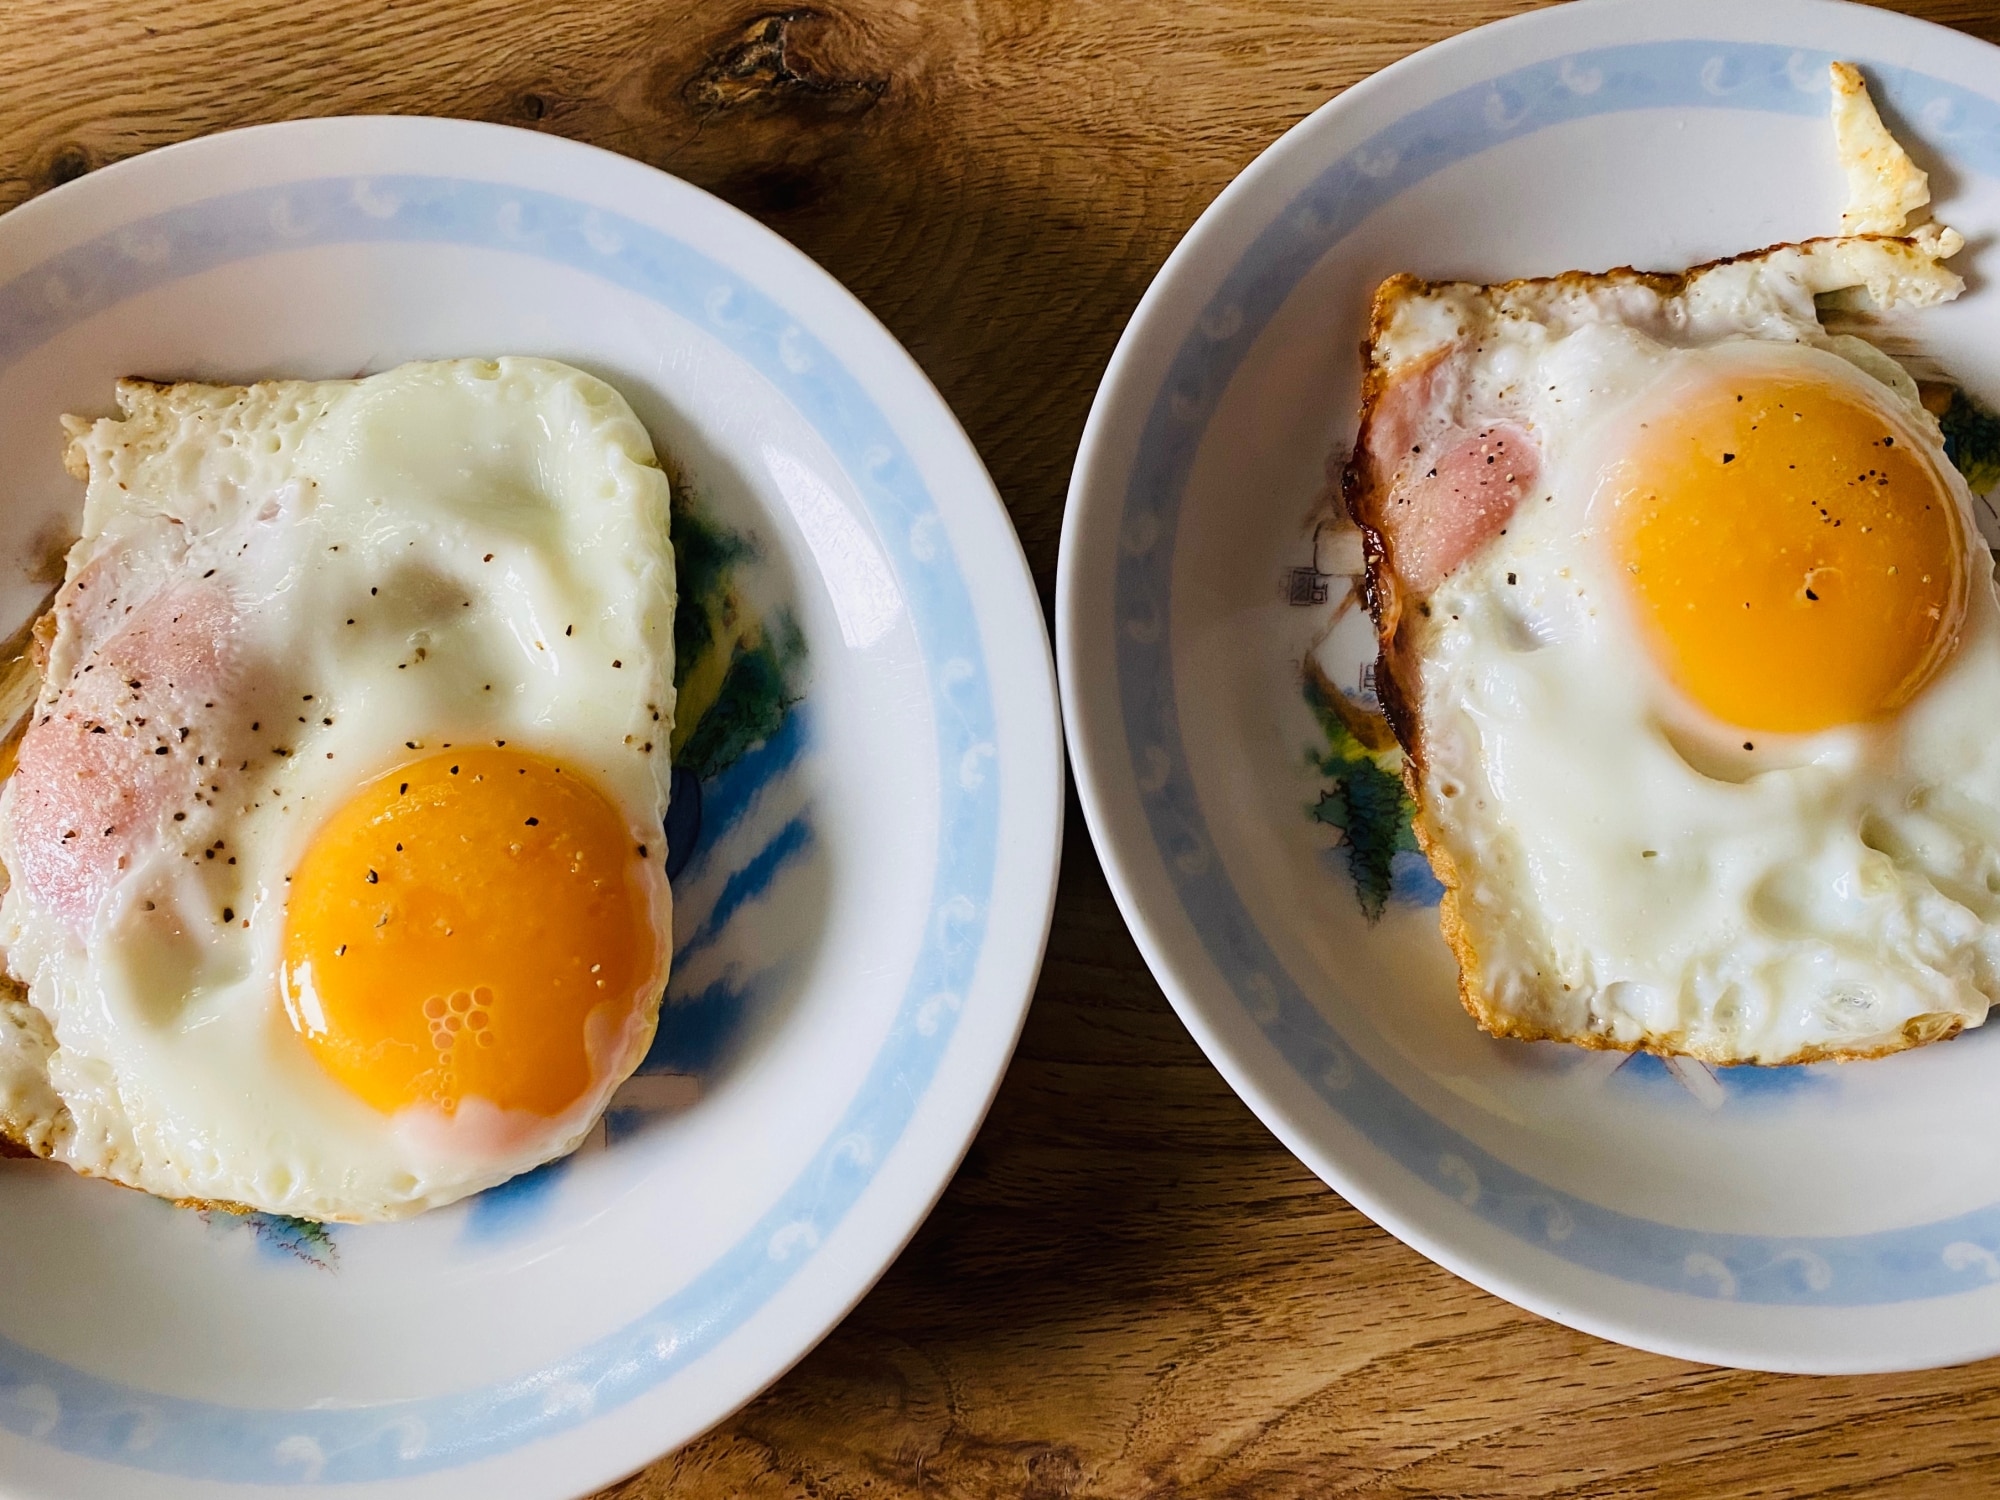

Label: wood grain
[8,1,2000,1496]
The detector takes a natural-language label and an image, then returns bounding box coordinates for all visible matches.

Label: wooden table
[11,1,2000,1494]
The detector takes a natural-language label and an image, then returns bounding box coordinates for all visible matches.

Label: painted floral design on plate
[198,1207,342,1270]
[1294,514,1440,923]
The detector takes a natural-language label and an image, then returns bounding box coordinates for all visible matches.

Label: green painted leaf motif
[1940,385,2000,497]
[1300,670,1422,918]
[1395,803,1421,854]
[231,1212,339,1269]
[668,486,809,782]
[671,491,754,691]
[677,611,806,782]
[1332,754,1405,921]
[1310,788,1348,830]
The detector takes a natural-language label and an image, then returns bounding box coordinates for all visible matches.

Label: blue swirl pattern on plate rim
[0,174,999,1482]
[1115,38,2000,1311]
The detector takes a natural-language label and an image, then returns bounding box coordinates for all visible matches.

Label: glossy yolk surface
[1610,368,1968,734]
[281,748,659,1119]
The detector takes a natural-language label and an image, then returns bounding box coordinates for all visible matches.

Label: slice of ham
[1374,419,1540,598]
[9,583,237,930]
[1358,360,1541,599]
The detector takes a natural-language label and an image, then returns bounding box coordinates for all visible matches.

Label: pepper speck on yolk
[281,747,660,1119]
[1610,368,1968,734]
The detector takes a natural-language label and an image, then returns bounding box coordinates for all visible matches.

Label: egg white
[0,358,677,1219]
[1403,268,2000,1062]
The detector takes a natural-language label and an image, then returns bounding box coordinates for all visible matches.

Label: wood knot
[683,9,886,119]
[1023,1446,1085,1498]
[38,143,95,193]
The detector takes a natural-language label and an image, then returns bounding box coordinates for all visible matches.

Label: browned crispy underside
[0,598,58,1160]
[1340,247,1974,1067]
[0,1004,40,1159]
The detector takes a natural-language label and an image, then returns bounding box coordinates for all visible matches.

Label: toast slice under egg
[1341,65,1995,1066]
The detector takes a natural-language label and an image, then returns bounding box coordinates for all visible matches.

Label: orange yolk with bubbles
[1610,368,1969,735]
[281,747,661,1120]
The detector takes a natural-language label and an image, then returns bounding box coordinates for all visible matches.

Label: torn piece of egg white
[0,357,678,1220]
[1821,62,2000,552]
[1831,60,1949,243]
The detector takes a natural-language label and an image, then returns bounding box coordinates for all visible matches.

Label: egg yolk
[281,748,660,1119]
[1609,368,1968,734]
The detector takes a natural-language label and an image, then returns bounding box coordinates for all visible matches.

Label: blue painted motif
[461,1159,569,1241]
[1388,850,1446,907]
[197,1210,341,1270]
[639,973,757,1076]
[1113,36,2000,1313]
[1612,1051,1830,1105]
[678,815,814,960]
[683,700,810,858]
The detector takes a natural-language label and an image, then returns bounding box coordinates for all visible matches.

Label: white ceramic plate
[1060,0,2000,1374]
[0,118,1061,1497]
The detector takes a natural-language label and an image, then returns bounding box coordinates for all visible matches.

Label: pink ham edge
[9,582,236,929]
[1366,372,1540,597]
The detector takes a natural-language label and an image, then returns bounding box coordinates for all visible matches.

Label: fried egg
[0,357,676,1219]
[1341,64,2000,1064]
[1347,148,2000,1064]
